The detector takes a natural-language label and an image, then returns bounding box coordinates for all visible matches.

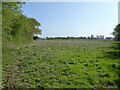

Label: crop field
[2,40,120,88]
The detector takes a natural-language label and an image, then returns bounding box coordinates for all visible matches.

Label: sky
[21,2,118,38]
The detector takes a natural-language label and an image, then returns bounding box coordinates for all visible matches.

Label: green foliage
[113,24,120,41]
[2,2,25,14]
[2,2,41,44]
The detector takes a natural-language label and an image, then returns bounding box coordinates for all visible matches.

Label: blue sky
[21,2,118,38]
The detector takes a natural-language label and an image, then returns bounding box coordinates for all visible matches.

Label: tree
[29,18,41,35]
[87,36,91,39]
[2,2,25,15]
[105,37,113,40]
[2,2,42,43]
[113,24,120,41]
[91,35,94,39]
[2,2,25,42]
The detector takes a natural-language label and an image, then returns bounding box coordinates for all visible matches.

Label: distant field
[2,40,120,88]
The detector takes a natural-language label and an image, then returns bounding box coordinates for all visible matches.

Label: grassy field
[2,39,120,88]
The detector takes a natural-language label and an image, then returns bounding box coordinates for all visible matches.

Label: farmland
[2,39,120,88]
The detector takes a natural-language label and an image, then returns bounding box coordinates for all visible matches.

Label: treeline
[33,35,113,40]
[46,36,87,40]
[2,2,41,44]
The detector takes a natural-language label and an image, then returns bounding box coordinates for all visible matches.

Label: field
[2,39,120,88]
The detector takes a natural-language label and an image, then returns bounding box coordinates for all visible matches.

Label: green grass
[2,39,120,88]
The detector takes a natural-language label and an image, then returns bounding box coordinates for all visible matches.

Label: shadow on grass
[105,51,120,60]
[113,43,120,89]
[99,42,120,88]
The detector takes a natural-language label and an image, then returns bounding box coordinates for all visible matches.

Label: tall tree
[2,2,25,42]
[113,24,120,41]
[2,2,42,43]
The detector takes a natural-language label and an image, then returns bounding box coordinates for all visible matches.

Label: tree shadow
[99,42,120,60]
[112,43,120,89]
[105,50,120,60]
[98,42,120,88]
